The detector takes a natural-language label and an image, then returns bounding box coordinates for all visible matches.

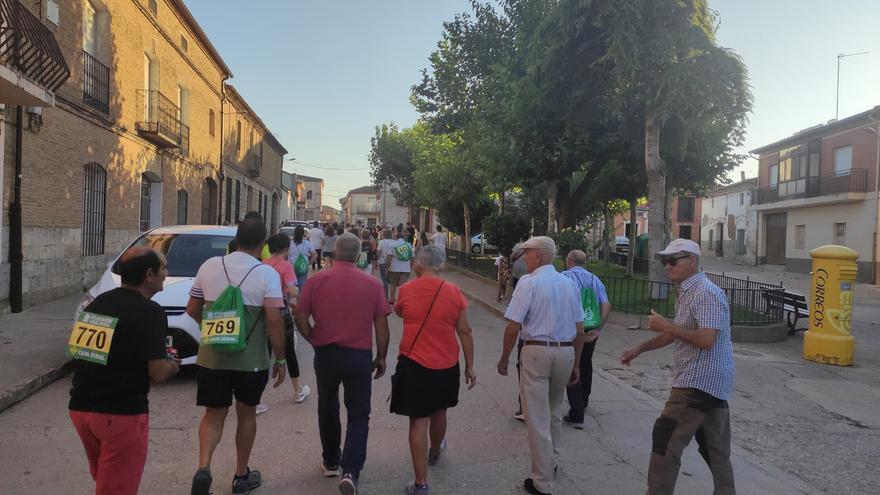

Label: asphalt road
[0,299,826,495]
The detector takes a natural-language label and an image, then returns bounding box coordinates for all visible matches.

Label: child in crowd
[495,248,512,302]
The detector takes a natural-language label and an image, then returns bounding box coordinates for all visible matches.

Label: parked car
[470,233,498,254]
[76,225,236,365]
[615,235,630,253]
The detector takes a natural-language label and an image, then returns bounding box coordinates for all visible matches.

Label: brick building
[0,0,285,311]
[220,84,285,229]
[751,107,879,282]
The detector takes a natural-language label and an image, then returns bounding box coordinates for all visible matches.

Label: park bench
[762,289,809,335]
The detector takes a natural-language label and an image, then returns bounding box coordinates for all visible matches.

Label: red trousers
[69,410,149,495]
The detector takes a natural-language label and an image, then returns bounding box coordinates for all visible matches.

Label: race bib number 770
[69,312,118,365]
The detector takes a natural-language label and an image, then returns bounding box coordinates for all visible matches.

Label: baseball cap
[518,236,556,254]
[655,238,701,258]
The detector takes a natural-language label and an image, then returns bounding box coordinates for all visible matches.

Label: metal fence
[598,249,649,275]
[445,248,497,280]
[447,248,784,326]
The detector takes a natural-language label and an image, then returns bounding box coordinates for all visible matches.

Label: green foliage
[438,199,495,237]
[482,211,530,255]
[369,0,752,249]
[550,227,589,258]
[369,123,417,206]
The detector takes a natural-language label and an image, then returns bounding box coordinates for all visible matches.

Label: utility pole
[836,51,869,120]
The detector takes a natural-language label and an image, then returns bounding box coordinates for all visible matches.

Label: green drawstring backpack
[393,242,413,261]
[293,243,309,275]
[581,287,602,329]
[356,250,370,268]
[200,258,261,353]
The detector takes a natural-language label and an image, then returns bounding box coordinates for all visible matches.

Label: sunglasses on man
[661,253,691,267]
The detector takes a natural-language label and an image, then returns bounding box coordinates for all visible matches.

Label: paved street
[446,267,880,495]
[0,275,813,495]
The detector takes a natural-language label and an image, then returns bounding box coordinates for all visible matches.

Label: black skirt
[390,355,460,418]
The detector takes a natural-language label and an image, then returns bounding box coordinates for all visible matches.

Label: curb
[0,359,74,414]
[445,265,507,319]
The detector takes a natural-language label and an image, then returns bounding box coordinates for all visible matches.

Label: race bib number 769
[69,312,118,365]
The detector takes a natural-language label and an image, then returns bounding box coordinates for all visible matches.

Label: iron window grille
[82,163,107,256]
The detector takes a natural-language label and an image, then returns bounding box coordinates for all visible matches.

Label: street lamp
[836,51,869,120]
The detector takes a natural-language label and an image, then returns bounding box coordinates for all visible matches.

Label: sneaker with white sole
[514,409,525,421]
[427,438,446,466]
[232,467,262,494]
[320,461,340,477]
[563,414,584,429]
[338,473,358,495]
[191,468,212,495]
[296,384,311,403]
[255,403,268,415]
[405,481,430,494]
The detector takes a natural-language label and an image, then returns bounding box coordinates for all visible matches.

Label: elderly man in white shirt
[497,236,585,495]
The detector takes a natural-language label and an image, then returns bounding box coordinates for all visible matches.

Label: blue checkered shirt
[672,272,735,400]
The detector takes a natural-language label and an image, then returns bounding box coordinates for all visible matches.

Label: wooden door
[765,213,787,265]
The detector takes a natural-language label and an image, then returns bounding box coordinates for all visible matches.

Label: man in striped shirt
[497,236,586,495]
[620,239,736,495]
[561,250,611,429]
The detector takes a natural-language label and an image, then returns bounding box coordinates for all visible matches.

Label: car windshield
[112,233,232,278]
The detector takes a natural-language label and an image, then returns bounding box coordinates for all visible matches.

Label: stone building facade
[700,178,758,265]
[219,84,285,230]
[0,0,285,311]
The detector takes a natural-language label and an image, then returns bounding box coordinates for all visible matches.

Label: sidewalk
[0,295,79,412]
[442,265,825,494]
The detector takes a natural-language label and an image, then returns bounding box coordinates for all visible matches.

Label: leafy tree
[482,211,530,255]
[369,123,417,207]
[594,0,752,283]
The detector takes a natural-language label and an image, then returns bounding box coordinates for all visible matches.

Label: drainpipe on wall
[217,79,228,225]
[9,106,23,312]
[0,105,5,283]
[870,115,880,285]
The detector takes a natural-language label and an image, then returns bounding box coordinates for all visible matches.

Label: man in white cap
[497,236,586,495]
[620,238,735,495]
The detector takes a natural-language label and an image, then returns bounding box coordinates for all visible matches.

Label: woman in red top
[263,233,310,404]
[392,245,476,495]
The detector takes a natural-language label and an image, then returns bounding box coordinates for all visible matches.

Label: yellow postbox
[803,245,858,366]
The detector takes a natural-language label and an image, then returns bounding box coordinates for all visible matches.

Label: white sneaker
[296,384,311,403]
[255,403,269,415]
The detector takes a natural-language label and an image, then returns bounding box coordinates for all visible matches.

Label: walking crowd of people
[66,211,737,495]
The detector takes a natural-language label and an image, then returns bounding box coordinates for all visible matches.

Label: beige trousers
[520,345,575,493]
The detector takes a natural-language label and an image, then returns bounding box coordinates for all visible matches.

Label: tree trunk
[463,202,472,254]
[556,178,571,229]
[626,198,637,277]
[665,183,674,244]
[500,190,506,214]
[546,180,559,234]
[645,106,669,295]
[603,206,614,263]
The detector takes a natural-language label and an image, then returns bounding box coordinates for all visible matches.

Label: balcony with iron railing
[82,50,109,113]
[356,204,380,215]
[0,0,70,105]
[754,168,868,207]
[136,89,186,149]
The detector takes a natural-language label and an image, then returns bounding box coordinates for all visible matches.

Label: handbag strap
[406,281,445,355]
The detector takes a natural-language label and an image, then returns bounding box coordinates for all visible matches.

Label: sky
[185,0,880,206]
